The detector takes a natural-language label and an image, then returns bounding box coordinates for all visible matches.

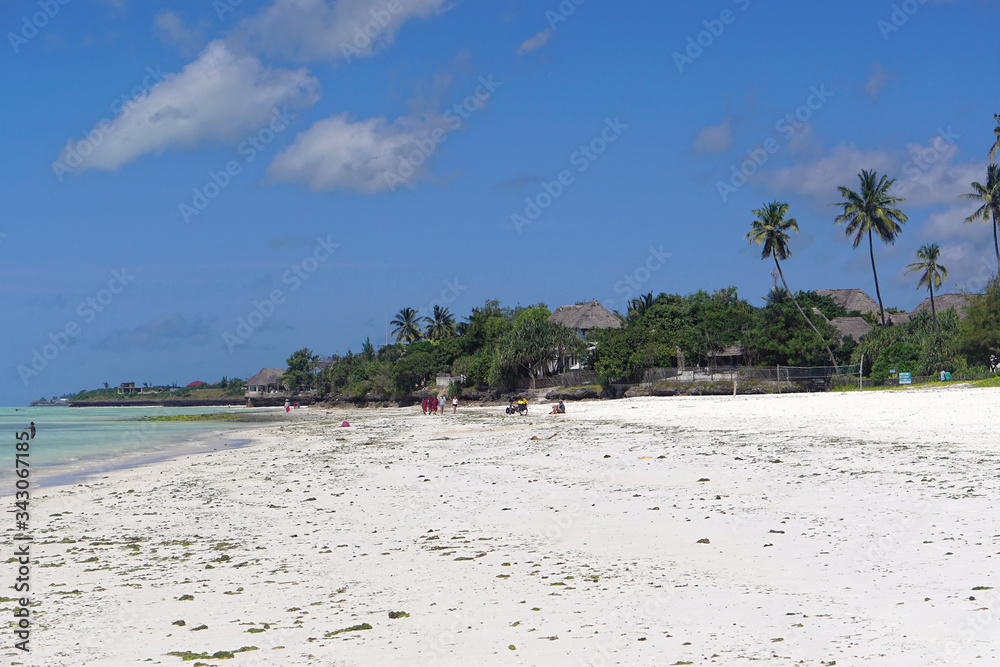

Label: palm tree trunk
[993,211,1000,277]
[930,284,937,333]
[869,228,886,326]
[775,258,839,370]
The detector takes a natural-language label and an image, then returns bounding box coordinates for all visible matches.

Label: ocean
[0,405,265,491]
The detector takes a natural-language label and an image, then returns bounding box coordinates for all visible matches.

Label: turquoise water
[0,406,264,490]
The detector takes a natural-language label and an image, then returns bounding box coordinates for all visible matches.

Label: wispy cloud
[155,10,206,55]
[517,28,552,54]
[692,119,733,155]
[230,0,451,63]
[863,62,897,102]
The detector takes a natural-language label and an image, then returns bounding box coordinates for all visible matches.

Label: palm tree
[960,163,1000,276]
[422,305,457,340]
[833,170,908,326]
[390,307,422,344]
[627,292,654,321]
[763,286,789,305]
[990,113,1000,164]
[746,201,838,368]
[905,243,948,332]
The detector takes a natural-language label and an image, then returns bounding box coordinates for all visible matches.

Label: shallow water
[0,405,264,489]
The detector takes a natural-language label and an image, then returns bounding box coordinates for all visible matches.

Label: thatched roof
[709,344,744,358]
[886,312,910,325]
[817,289,880,314]
[911,293,971,319]
[247,368,285,387]
[548,301,621,331]
[830,317,872,341]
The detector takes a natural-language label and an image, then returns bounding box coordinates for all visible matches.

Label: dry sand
[7,386,1000,666]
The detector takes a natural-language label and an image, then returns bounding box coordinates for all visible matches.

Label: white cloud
[232,0,450,63]
[692,120,733,155]
[517,28,552,54]
[767,134,987,208]
[863,62,896,102]
[155,10,205,53]
[766,143,895,200]
[266,112,453,193]
[55,41,319,173]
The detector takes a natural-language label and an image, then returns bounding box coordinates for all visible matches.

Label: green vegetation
[166,647,257,661]
[324,623,373,637]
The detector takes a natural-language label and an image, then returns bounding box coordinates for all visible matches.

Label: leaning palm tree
[833,170,908,326]
[422,305,457,341]
[960,163,1000,276]
[390,307,422,344]
[627,292,655,321]
[746,201,838,368]
[990,113,1000,164]
[905,243,948,332]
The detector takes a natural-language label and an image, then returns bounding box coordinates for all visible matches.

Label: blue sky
[2,0,998,405]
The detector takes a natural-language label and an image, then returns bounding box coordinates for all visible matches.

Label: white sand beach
[10,386,1000,666]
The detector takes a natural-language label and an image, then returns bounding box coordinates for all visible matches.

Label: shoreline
[13,387,1000,665]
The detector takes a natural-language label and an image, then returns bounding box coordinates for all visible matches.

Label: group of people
[422,395,458,415]
[503,398,565,415]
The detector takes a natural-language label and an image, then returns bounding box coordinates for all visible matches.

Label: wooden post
[859,355,864,391]
[777,365,781,394]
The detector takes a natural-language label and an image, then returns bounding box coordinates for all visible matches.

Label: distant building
[117,382,139,394]
[548,300,622,339]
[817,288,880,314]
[246,369,287,397]
[830,317,872,342]
[548,300,622,371]
[817,288,905,324]
[912,293,971,319]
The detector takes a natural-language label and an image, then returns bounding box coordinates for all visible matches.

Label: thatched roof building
[817,289,880,314]
[548,300,622,338]
[246,368,286,395]
[911,293,971,319]
[830,316,872,342]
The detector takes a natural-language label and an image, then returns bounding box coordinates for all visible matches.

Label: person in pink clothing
[430,396,439,414]
[421,397,429,415]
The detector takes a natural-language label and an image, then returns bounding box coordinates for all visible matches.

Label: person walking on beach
[29,422,36,438]
[452,396,458,413]
[430,396,439,414]
[421,397,429,415]
[284,398,290,413]
[440,394,447,414]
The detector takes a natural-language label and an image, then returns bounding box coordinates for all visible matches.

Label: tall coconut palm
[904,243,948,332]
[746,201,838,368]
[422,305,457,340]
[627,292,655,321]
[960,163,1000,276]
[390,307,422,344]
[990,113,1000,164]
[833,170,908,326]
